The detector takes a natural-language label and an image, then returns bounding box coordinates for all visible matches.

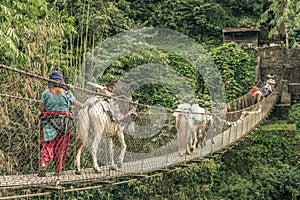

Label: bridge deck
[0,151,200,189]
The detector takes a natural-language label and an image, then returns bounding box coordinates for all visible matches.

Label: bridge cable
[0,64,214,115]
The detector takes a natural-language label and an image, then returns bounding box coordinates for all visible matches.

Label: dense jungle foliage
[0,0,299,199]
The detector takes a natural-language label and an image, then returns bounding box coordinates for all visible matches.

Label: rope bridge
[0,65,280,198]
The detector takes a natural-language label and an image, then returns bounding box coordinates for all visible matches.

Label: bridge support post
[280,80,291,104]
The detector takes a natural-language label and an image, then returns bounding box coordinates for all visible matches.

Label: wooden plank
[289,83,300,86]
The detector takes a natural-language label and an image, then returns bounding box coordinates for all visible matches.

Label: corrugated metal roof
[222,27,260,33]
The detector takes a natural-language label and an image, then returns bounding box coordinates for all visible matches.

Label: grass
[260,120,296,131]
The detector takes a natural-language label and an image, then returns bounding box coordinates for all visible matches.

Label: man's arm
[39,102,45,112]
[73,100,89,109]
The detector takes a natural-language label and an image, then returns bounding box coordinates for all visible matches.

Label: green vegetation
[288,103,300,132]
[0,0,299,199]
[209,42,257,101]
[259,0,300,48]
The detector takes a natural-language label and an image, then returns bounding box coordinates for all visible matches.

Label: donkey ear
[135,100,139,107]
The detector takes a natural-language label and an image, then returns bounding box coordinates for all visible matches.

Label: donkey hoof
[178,152,185,157]
[110,165,118,170]
[117,162,122,169]
[94,167,101,173]
[190,147,194,153]
[75,170,82,175]
[186,150,192,155]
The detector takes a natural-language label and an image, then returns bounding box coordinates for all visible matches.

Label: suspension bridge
[0,64,281,199]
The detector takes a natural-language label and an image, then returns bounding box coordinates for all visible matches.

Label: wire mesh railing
[0,69,44,177]
[0,65,280,193]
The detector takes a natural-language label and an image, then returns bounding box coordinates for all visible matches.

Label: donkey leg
[186,141,192,155]
[74,137,84,175]
[178,129,186,157]
[107,137,117,170]
[196,128,201,148]
[75,108,90,175]
[201,130,207,147]
[117,131,126,169]
[90,126,103,173]
[186,130,193,155]
[190,131,198,153]
[177,120,187,157]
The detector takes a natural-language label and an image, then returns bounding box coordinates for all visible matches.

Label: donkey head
[123,100,139,134]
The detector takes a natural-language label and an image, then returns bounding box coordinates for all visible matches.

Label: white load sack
[173,103,191,117]
[191,104,205,121]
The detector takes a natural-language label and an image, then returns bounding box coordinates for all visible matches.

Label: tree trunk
[285,24,289,48]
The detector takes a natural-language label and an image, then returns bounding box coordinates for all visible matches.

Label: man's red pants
[40,132,70,173]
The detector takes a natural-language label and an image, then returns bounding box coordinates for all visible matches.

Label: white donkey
[75,83,138,174]
[174,103,212,156]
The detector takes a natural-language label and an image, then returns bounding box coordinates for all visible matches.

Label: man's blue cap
[49,70,63,80]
